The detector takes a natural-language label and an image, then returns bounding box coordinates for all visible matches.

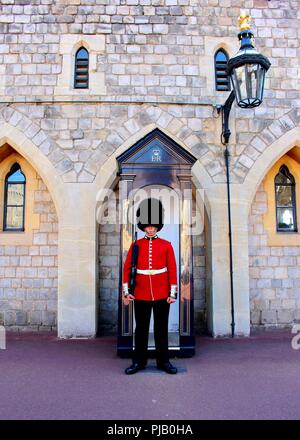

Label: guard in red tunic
[122,198,178,374]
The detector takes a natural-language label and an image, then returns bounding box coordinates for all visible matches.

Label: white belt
[136,267,167,275]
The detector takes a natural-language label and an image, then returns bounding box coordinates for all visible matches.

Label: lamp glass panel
[230,63,266,107]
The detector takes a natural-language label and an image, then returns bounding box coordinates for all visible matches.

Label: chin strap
[144,234,158,240]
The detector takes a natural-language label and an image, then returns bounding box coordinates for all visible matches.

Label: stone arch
[0,122,65,219]
[214,43,233,58]
[86,104,210,184]
[226,120,300,334]
[72,40,92,56]
[243,124,300,215]
[0,123,62,332]
[94,126,213,291]
[245,124,300,331]
[0,106,74,183]
[233,108,300,187]
[96,125,213,335]
[94,121,213,211]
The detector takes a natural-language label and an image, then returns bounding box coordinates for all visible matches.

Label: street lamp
[217,12,271,337]
[227,16,271,109]
[218,12,271,143]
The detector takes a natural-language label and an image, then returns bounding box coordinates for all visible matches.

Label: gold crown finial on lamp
[238,11,251,31]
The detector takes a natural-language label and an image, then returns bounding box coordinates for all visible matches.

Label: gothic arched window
[74,47,89,89]
[215,48,231,91]
[3,163,26,231]
[275,165,297,232]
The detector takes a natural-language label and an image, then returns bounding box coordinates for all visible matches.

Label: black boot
[156,361,177,374]
[125,362,146,375]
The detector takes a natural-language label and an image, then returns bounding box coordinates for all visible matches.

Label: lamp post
[217,12,271,337]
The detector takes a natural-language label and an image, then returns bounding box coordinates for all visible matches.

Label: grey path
[0,331,299,420]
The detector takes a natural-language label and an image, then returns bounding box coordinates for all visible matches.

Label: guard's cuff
[169,285,177,300]
[123,283,129,297]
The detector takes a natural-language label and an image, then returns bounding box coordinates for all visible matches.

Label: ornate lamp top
[226,10,271,109]
[238,11,251,31]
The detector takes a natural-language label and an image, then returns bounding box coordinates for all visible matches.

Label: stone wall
[249,182,300,329]
[192,193,206,333]
[98,187,120,335]
[0,175,58,331]
[192,230,206,333]
[0,1,298,186]
[0,0,299,335]
[1,0,298,105]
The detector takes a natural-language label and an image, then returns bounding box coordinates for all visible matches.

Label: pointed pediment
[117,129,197,166]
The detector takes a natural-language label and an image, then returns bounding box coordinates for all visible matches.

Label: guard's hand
[123,294,135,306]
[167,297,176,304]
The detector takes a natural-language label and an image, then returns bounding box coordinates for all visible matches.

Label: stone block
[4,311,16,326]
[277,310,293,324]
[257,279,271,289]
[15,310,27,325]
[271,279,282,288]
[288,267,300,279]
[29,311,42,325]
[250,310,261,325]
[42,311,56,326]
[261,310,277,324]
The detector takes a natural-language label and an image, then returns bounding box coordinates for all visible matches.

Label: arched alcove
[96,126,212,340]
[0,145,58,331]
[248,148,300,330]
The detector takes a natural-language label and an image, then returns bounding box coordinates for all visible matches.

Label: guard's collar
[144,234,158,240]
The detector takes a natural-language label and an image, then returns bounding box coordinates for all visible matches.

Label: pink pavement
[0,331,299,420]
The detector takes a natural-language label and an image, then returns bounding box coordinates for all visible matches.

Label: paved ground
[0,331,300,420]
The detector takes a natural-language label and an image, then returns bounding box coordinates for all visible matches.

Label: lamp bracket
[220,90,236,145]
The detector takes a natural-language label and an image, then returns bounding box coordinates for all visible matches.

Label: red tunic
[122,235,177,301]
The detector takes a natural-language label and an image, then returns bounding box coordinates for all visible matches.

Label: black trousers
[133,298,170,366]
